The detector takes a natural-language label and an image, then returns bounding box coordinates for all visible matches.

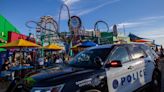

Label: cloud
[137,28,164,46]
[117,22,143,28]
[59,0,121,20]
[85,29,94,31]
[140,16,164,21]
[108,21,146,31]
[138,28,164,38]
[58,0,81,20]
[109,15,164,31]
[62,0,81,6]
[77,0,120,16]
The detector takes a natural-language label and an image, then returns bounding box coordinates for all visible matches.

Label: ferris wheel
[36,16,59,44]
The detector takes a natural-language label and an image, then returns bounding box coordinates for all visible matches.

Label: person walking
[160,45,164,57]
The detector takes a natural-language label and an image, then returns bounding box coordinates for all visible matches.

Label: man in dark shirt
[1,59,10,71]
[0,59,13,80]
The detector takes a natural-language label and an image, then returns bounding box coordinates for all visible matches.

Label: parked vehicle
[7,43,161,92]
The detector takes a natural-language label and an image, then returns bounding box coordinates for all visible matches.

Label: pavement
[0,80,10,92]
[158,57,164,92]
[0,58,164,92]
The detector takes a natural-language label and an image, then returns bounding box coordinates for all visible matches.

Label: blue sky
[0,0,164,45]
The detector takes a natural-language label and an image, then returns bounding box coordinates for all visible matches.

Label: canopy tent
[0,39,40,78]
[132,39,151,43]
[128,33,144,41]
[71,43,81,49]
[0,39,40,63]
[0,39,40,48]
[43,44,64,51]
[77,41,97,47]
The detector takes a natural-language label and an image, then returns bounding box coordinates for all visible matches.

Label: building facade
[0,15,20,51]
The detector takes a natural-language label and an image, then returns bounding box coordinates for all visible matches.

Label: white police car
[7,44,161,92]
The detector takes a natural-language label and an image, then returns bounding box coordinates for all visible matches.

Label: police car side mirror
[94,57,103,67]
[105,60,122,68]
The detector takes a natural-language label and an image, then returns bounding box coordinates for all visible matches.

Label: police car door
[126,45,147,90]
[140,45,156,83]
[106,46,145,92]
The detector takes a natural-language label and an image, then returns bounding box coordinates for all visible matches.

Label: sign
[8,32,27,42]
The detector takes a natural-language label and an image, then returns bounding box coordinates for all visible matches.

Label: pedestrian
[11,57,17,67]
[1,59,13,80]
[44,57,48,67]
[37,56,44,68]
[155,46,159,52]
[55,55,63,63]
[160,45,164,57]
[1,59,11,71]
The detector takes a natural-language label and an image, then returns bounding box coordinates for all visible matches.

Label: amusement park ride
[35,16,59,45]
[25,4,118,57]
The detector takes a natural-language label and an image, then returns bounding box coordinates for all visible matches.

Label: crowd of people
[0,51,66,80]
[154,45,164,57]
[37,53,65,68]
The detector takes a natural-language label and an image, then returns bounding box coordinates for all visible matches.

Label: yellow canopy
[0,39,40,48]
[71,43,81,50]
[43,44,64,51]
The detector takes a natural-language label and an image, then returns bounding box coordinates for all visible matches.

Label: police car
[7,44,161,92]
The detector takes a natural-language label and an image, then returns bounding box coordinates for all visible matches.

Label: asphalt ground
[0,79,10,92]
[158,58,164,92]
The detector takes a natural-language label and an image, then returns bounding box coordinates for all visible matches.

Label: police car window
[140,45,154,58]
[109,47,130,63]
[69,48,111,68]
[148,47,159,58]
[145,47,159,60]
[131,46,147,59]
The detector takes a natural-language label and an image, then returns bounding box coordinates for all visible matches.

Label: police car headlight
[31,84,64,92]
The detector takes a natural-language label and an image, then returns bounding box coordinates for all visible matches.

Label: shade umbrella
[0,39,40,62]
[43,44,64,51]
[71,43,81,50]
[71,43,82,55]
[0,39,40,48]
[78,41,97,47]
[0,39,40,78]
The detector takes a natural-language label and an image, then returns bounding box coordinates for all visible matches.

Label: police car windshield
[69,48,111,68]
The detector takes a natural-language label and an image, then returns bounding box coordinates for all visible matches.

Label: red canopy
[133,39,150,42]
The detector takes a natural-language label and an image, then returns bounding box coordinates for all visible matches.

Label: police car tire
[84,89,101,92]
[6,78,20,92]
[150,70,161,92]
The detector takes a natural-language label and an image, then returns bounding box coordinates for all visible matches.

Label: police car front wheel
[84,89,101,92]
[150,70,161,92]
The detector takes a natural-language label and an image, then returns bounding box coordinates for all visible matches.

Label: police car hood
[29,64,94,83]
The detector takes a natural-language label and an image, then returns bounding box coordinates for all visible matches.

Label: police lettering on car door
[112,69,145,89]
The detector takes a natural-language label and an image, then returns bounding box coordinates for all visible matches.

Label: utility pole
[123,24,126,36]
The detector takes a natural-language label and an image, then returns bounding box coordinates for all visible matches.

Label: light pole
[123,24,126,36]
